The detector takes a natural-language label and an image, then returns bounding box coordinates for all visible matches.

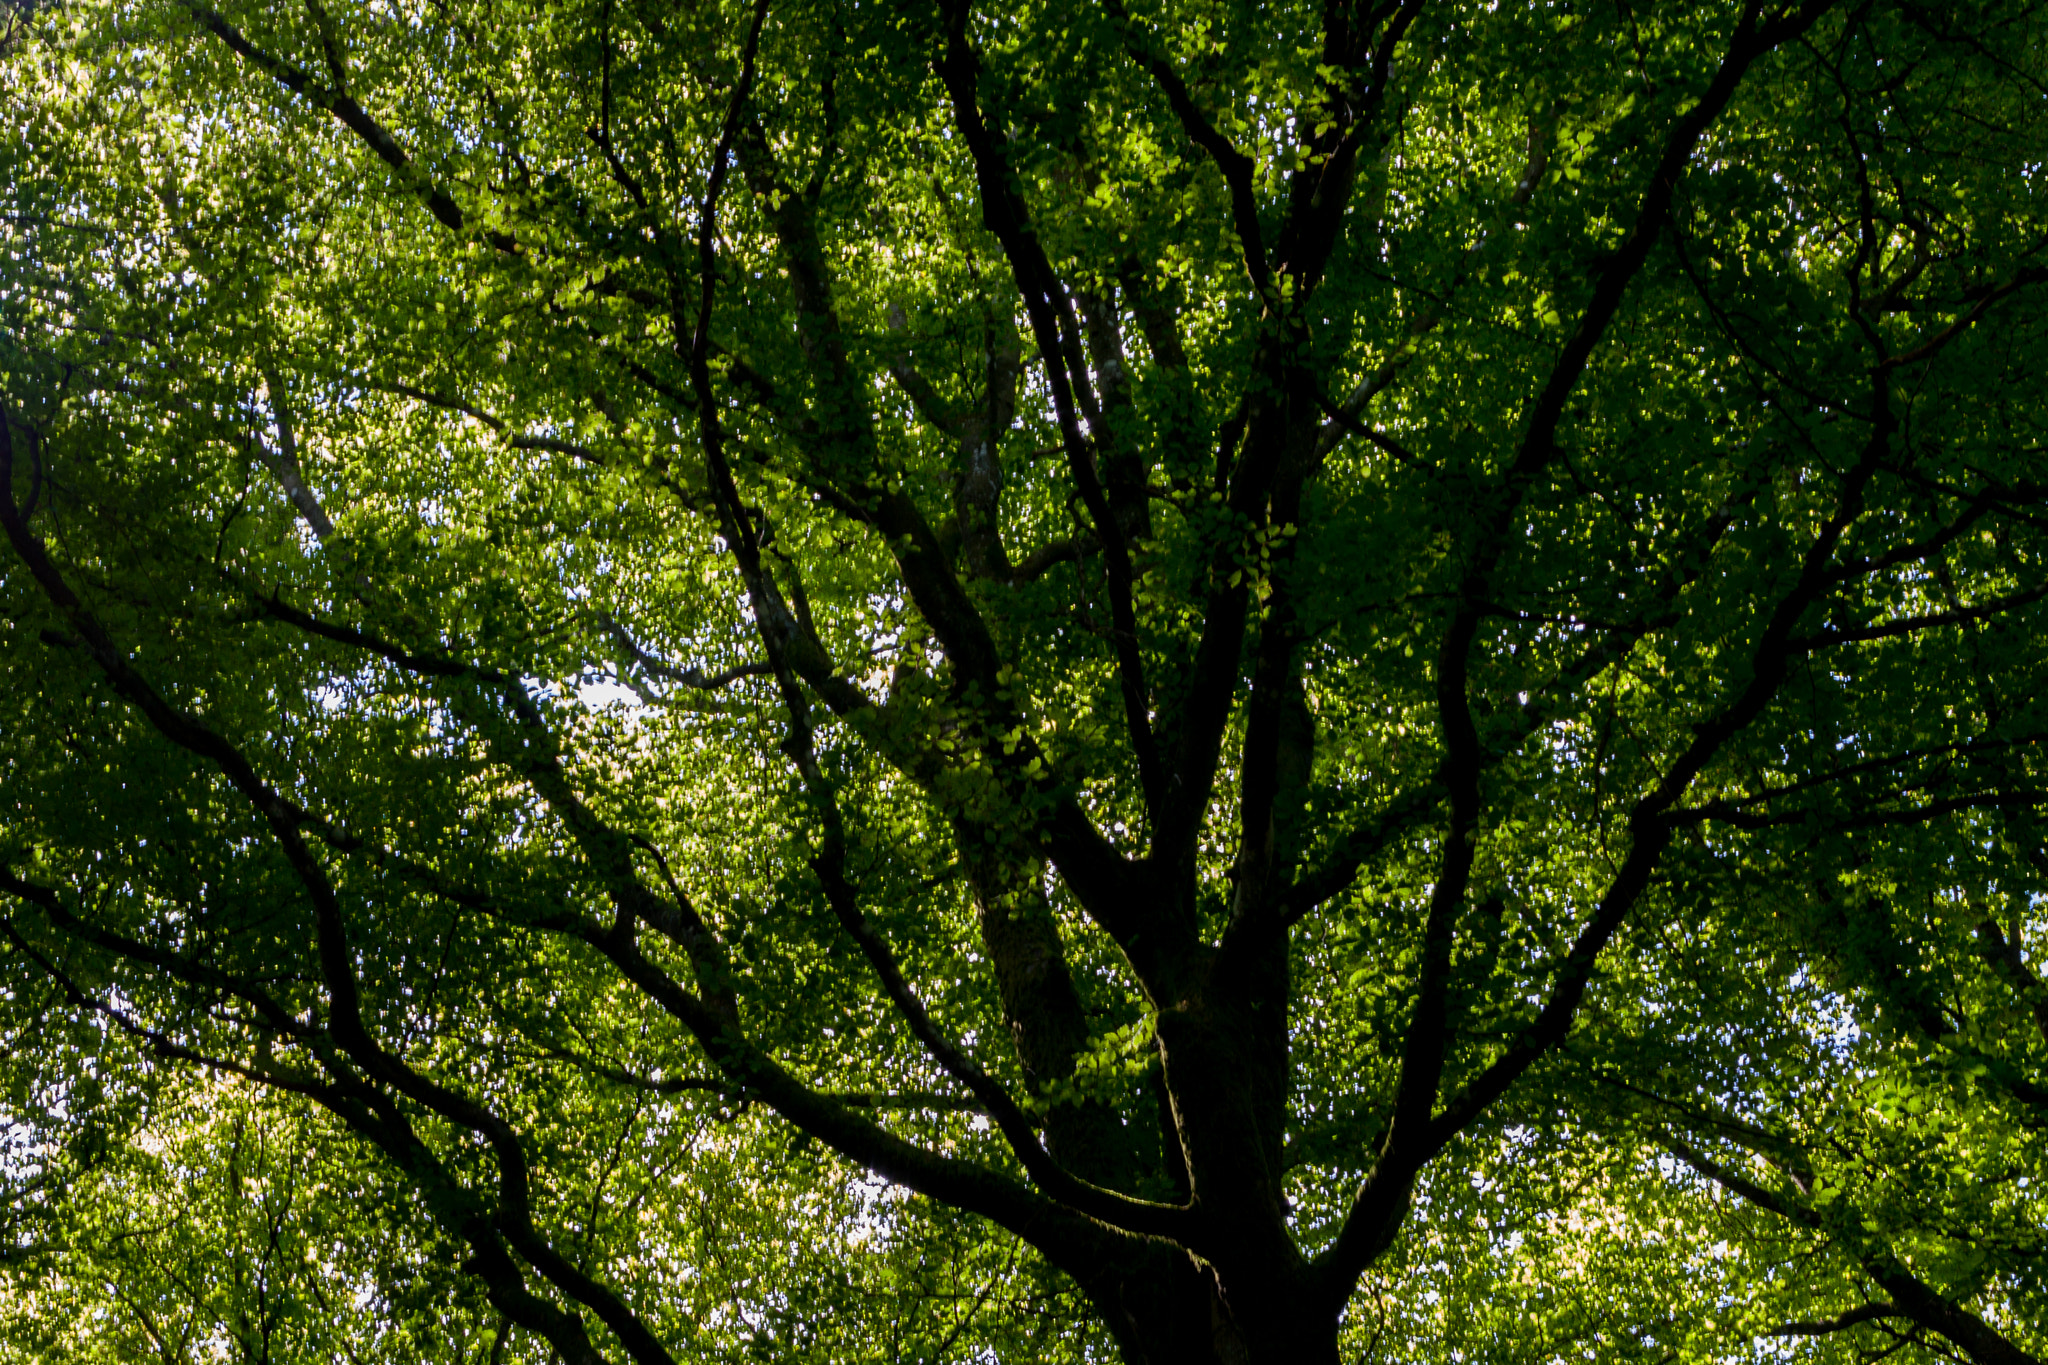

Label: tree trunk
[1091,1250,1343,1365]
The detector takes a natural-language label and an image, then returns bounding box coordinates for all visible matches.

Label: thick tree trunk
[1083,950,1340,1365]
[970,829,1339,1364]
[1091,1250,1342,1365]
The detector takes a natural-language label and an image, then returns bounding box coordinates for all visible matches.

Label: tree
[3,0,2046,1358]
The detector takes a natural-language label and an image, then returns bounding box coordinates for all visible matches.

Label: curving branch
[2,405,1151,1346]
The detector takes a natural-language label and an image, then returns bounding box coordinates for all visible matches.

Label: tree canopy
[2,0,2046,1360]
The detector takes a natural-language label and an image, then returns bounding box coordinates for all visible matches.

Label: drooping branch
[0,890,330,1103]
[359,379,610,466]
[579,918,1131,1279]
[0,875,616,1365]
[7,421,1131,1353]
[1668,1137,2044,1365]
[174,592,1138,1273]
[596,612,771,692]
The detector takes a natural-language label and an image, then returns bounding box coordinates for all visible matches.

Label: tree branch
[179,0,517,253]
[930,1,1166,822]
[1768,1304,1905,1337]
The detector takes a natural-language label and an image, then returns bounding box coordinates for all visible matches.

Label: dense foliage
[3,0,2046,1360]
